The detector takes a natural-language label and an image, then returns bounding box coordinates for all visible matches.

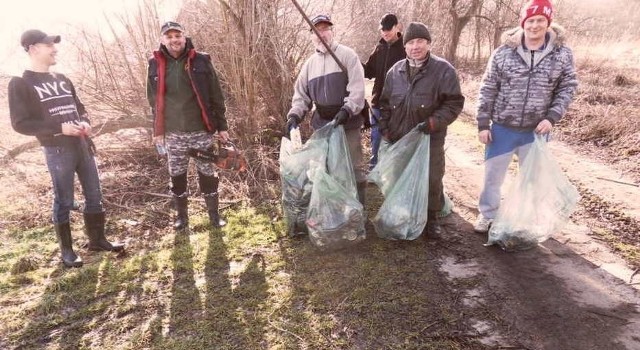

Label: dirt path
[438,121,640,349]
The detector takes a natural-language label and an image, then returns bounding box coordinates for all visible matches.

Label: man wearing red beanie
[473,0,578,233]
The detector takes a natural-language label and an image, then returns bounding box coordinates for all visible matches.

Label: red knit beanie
[520,0,553,28]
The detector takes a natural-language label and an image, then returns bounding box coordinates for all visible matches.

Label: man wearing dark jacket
[379,22,465,237]
[147,21,229,230]
[8,29,124,268]
[363,13,406,170]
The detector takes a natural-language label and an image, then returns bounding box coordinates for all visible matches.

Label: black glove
[333,109,349,127]
[285,114,300,135]
[417,121,432,134]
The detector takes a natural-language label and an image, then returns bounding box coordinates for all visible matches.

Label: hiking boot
[473,215,493,233]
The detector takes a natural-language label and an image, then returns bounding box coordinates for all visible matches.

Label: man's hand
[535,119,553,134]
[218,130,230,144]
[286,114,299,133]
[333,109,349,127]
[61,122,85,137]
[417,121,431,134]
[77,121,92,136]
[478,130,492,145]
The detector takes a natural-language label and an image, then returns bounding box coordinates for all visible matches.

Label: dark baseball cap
[311,14,333,26]
[20,29,61,51]
[160,21,184,35]
[379,13,398,31]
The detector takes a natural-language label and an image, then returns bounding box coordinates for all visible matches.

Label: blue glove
[333,109,349,127]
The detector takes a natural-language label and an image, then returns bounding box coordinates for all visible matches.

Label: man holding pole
[285,14,367,205]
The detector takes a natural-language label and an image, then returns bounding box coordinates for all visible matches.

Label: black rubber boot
[173,194,189,231]
[199,172,226,228]
[204,193,226,228]
[83,212,125,251]
[357,181,367,207]
[54,222,83,267]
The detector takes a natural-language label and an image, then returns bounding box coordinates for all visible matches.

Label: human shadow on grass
[12,242,125,349]
[200,227,268,349]
[274,207,493,349]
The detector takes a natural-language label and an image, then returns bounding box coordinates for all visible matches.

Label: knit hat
[403,22,431,45]
[520,0,553,28]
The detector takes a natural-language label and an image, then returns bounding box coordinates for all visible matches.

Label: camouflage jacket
[476,24,578,131]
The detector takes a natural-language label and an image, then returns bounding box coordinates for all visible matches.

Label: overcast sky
[0,0,182,75]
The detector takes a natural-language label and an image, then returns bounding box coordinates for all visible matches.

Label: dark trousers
[428,139,446,214]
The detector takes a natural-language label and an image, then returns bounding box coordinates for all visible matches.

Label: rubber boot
[357,181,367,207]
[83,212,125,251]
[199,173,226,228]
[204,193,226,228]
[173,194,189,231]
[54,222,83,267]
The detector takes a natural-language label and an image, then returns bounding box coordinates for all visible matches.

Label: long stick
[290,0,347,74]
[595,176,639,188]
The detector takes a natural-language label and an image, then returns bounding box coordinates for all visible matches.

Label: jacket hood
[501,23,567,48]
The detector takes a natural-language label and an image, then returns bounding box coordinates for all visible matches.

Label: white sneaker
[473,215,493,233]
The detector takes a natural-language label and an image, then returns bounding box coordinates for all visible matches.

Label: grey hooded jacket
[287,41,365,130]
[476,24,578,131]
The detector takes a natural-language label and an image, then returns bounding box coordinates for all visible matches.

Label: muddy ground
[425,121,640,349]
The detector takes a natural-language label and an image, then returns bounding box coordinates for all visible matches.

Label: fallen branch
[595,176,639,187]
[2,118,148,163]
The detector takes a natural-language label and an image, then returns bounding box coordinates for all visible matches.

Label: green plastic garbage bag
[486,134,580,251]
[368,129,431,240]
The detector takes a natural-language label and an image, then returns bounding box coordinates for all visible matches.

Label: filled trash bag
[306,124,365,248]
[279,126,332,236]
[486,135,580,251]
[280,123,364,246]
[306,163,365,249]
[368,129,431,240]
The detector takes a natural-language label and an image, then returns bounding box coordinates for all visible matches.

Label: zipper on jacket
[519,50,535,128]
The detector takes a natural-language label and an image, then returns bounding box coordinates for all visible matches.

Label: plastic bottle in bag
[290,127,302,151]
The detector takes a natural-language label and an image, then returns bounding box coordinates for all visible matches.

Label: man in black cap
[147,21,230,231]
[363,13,406,170]
[378,22,465,238]
[8,29,124,267]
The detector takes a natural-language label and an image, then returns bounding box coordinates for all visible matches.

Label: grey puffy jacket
[476,24,578,131]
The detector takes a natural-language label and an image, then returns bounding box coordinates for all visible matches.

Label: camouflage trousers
[165,131,217,177]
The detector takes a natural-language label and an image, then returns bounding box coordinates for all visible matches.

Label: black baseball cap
[20,29,61,51]
[311,14,333,26]
[160,21,184,35]
[379,13,398,31]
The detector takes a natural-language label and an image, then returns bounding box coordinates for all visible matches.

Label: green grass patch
[0,203,491,349]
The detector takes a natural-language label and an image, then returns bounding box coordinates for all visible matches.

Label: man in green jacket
[147,21,230,230]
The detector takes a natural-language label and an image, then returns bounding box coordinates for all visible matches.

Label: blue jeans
[369,107,382,170]
[43,144,103,223]
[478,124,537,219]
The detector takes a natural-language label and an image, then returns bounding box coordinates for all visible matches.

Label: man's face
[311,22,334,49]
[380,25,400,43]
[162,30,186,57]
[405,38,430,60]
[29,42,57,67]
[523,15,549,42]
